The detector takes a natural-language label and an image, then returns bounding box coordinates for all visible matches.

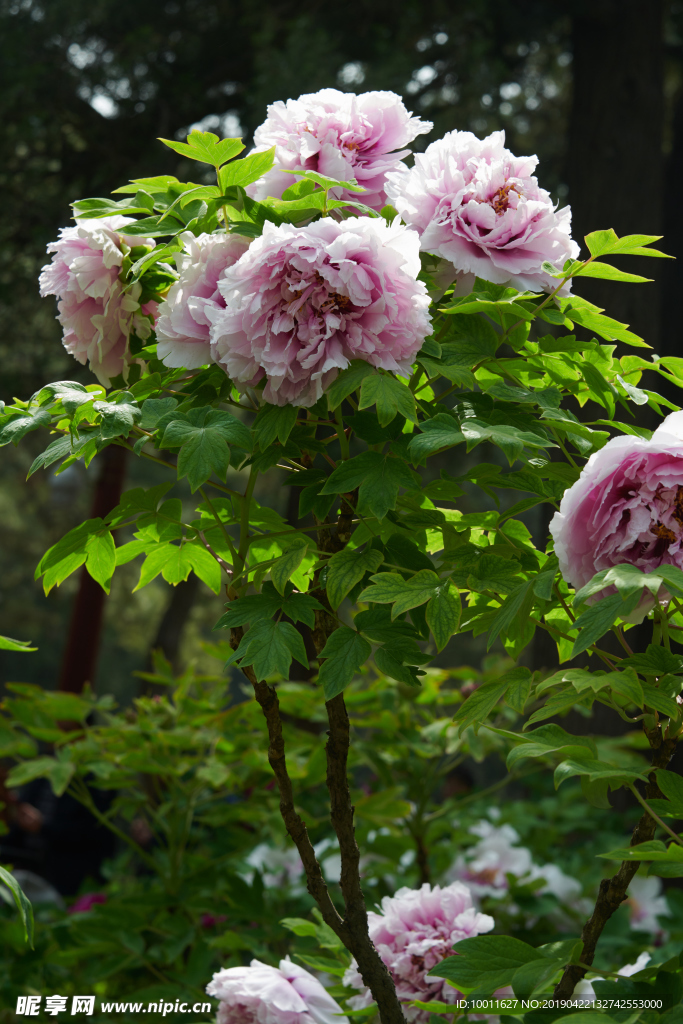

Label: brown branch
[326,693,408,1024]
[229,626,348,943]
[553,731,678,999]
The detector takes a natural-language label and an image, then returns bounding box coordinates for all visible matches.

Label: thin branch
[553,733,678,999]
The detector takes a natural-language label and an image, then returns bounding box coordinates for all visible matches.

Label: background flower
[248,88,432,210]
[385,129,578,292]
[156,230,249,369]
[39,216,156,385]
[627,875,671,936]
[550,411,683,598]
[206,958,349,1024]
[343,882,493,1023]
[209,216,432,407]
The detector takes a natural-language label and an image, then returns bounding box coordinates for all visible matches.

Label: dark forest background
[0,0,678,701]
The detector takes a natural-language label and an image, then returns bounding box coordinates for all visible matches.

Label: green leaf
[279,168,366,193]
[85,531,116,592]
[461,419,554,466]
[505,668,533,716]
[28,431,100,477]
[271,542,309,596]
[158,130,245,167]
[598,840,683,862]
[162,408,248,491]
[426,582,461,651]
[0,866,34,947]
[37,380,101,411]
[36,518,104,594]
[408,414,463,463]
[571,591,641,656]
[553,756,648,790]
[506,724,596,770]
[0,635,37,652]
[326,547,384,609]
[610,670,645,707]
[185,544,222,594]
[359,570,441,618]
[584,229,671,259]
[641,680,681,719]
[136,542,191,589]
[321,451,417,520]
[511,955,566,999]
[220,147,276,189]
[252,404,298,449]
[358,374,417,427]
[454,675,516,735]
[317,627,371,700]
[487,581,532,650]
[139,397,179,431]
[576,262,653,283]
[429,935,546,995]
[93,397,141,439]
[0,408,51,446]
[234,619,308,680]
[327,360,377,411]
[655,770,683,816]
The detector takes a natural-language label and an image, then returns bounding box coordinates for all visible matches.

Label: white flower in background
[446,822,534,898]
[445,820,583,909]
[627,875,671,935]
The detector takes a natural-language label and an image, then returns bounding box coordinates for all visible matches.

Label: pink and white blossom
[209,216,432,407]
[445,821,582,906]
[550,412,683,606]
[343,882,494,1023]
[206,957,348,1024]
[39,216,157,385]
[156,231,249,369]
[627,875,670,936]
[385,129,578,292]
[249,88,432,210]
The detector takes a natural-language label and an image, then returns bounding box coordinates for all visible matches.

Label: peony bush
[2,84,683,1023]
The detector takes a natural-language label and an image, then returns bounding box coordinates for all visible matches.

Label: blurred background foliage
[0,0,679,697]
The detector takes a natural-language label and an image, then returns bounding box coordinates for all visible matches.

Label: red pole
[57,445,127,693]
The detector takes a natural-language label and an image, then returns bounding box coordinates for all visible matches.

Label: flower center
[488,182,521,216]
[649,484,683,543]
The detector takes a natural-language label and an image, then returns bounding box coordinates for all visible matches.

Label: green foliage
[0,867,34,947]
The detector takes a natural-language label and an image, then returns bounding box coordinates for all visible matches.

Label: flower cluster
[248,88,432,210]
[385,128,578,293]
[39,217,157,386]
[42,90,576,400]
[550,411,683,605]
[206,958,348,1024]
[343,882,494,1023]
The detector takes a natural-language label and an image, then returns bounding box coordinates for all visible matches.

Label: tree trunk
[57,445,127,693]
[566,0,664,347]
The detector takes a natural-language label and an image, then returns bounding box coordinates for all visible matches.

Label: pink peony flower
[385,129,579,292]
[68,892,107,914]
[343,882,494,1023]
[248,88,432,210]
[156,230,250,369]
[206,957,349,1024]
[209,216,432,407]
[40,216,157,386]
[550,412,683,604]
